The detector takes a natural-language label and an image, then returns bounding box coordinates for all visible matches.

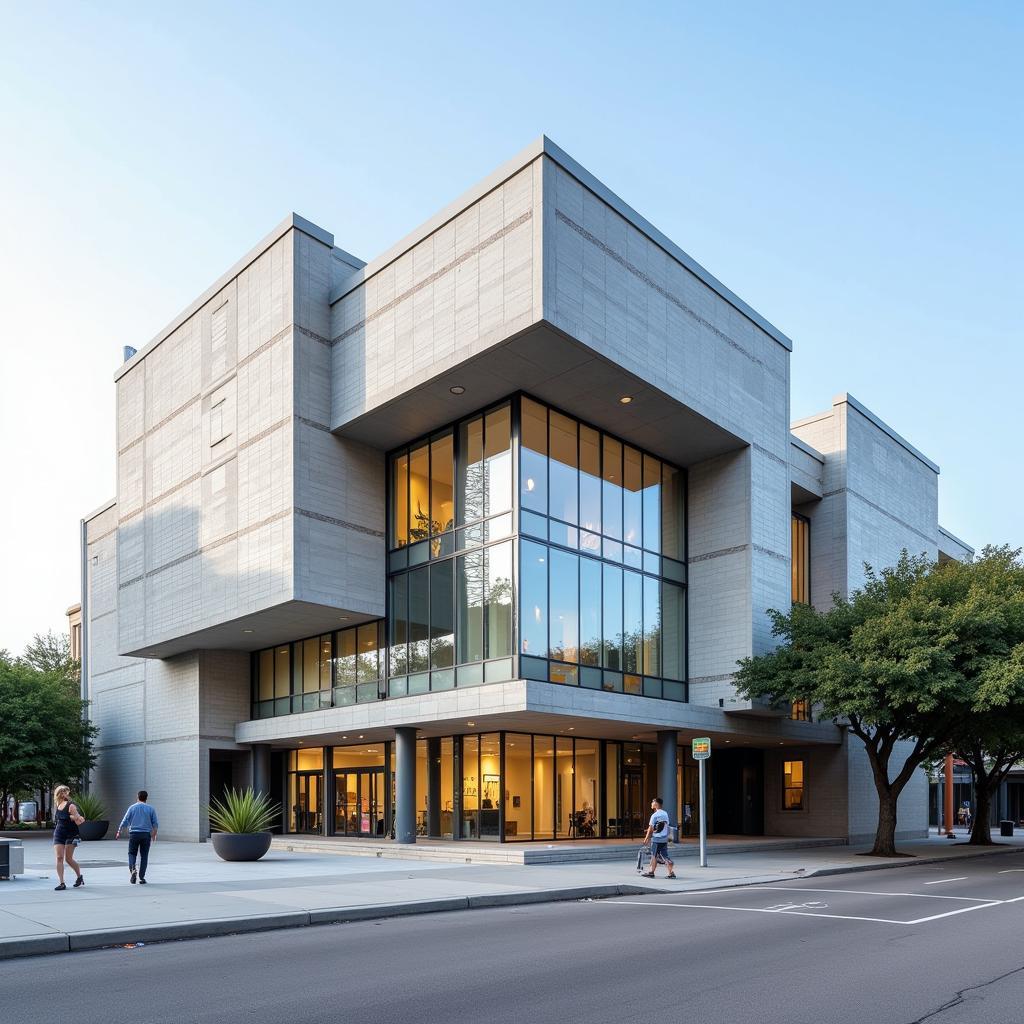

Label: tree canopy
[0,652,97,825]
[735,546,1024,856]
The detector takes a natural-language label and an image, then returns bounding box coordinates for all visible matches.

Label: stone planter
[211,832,272,862]
[78,820,109,842]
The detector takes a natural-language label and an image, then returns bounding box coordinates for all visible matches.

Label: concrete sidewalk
[3,831,1022,960]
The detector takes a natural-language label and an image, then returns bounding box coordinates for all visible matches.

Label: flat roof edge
[328,136,796,353]
[540,138,794,352]
[789,434,825,463]
[838,393,941,474]
[114,213,334,382]
[83,497,116,523]
[330,137,549,305]
[938,524,974,554]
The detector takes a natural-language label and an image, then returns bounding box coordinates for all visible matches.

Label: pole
[698,757,708,867]
[945,753,956,839]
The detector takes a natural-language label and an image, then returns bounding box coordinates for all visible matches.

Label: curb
[0,883,662,961]
[805,843,1024,879]
[3,847,1019,961]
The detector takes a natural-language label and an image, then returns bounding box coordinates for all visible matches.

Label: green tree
[944,548,1024,844]
[0,658,97,827]
[21,629,79,686]
[736,551,1000,857]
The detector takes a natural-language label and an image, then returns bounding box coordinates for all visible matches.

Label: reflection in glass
[663,582,685,680]
[623,446,643,548]
[643,454,661,553]
[485,405,512,515]
[623,570,643,674]
[485,541,513,659]
[430,434,454,541]
[458,417,484,524]
[549,548,579,662]
[337,626,358,686]
[430,559,454,669]
[574,739,600,838]
[480,733,501,839]
[643,574,661,676]
[408,567,429,672]
[549,410,578,525]
[520,540,547,658]
[579,425,601,536]
[274,646,290,698]
[602,436,622,540]
[457,549,484,664]
[392,451,409,548]
[259,649,273,701]
[605,742,620,836]
[602,563,622,670]
[409,444,430,544]
[579,557,602,667]
[521,397,548,514]
[662,463,684,561]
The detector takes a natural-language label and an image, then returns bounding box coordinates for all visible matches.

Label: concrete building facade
[80,138,972,844]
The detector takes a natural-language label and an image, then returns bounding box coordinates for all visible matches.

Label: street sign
[692,737,711,760]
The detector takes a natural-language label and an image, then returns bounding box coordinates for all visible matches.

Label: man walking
[115,790,159,884]
[641,796,675,879]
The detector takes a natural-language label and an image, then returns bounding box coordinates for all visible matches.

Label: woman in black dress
[52,785,85,890]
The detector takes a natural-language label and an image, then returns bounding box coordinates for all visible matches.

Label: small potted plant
[73,793,109,841]
[207,787,280,862]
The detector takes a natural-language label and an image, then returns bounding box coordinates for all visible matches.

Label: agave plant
[72,792,107,820]
[207,787,280,834]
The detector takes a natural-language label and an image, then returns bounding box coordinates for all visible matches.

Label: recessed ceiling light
[467,721,475,727]
[619,395,633,405]
[358,734,364,739]
[339,616,350,622]
[568,727,574,731]
[242,628,254,634]
[449,385,465,395]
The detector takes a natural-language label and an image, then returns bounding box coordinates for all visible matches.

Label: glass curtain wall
[517,397,687,701]
[388,403,514,695]
[252,624,385,719]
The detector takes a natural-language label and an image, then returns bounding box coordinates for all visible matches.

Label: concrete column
[427,737,441,837]
[394,728,417,844]
[251,745,272,797]
[657,730,679,828]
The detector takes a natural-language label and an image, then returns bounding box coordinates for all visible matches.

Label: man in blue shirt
[641,796,676,878]
[115,790,159,884]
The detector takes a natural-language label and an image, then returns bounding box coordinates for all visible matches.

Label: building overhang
[122,600,381,659]
[332,321,748,468]
[234,679,843,749]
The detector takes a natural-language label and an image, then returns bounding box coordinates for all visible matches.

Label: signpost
[692,737,711,867]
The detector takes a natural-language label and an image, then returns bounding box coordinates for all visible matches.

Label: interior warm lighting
[619,395,633,404]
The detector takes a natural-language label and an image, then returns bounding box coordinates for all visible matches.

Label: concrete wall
[541,158,792,707]
[764,742,849,839]
[330,161,541,430]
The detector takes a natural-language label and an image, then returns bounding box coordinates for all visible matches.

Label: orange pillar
[945,753,956,838]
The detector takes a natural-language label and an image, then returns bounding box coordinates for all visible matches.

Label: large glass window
[549,549,579,662]
[521,540,547,659]
[521,398,548,515]
[783,760,805,810]
[792,513,810,605]
[485,541,513,659]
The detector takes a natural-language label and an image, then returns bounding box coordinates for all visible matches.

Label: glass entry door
[622,767,646,838]
[290,771,322,834]
[335,768,386,837]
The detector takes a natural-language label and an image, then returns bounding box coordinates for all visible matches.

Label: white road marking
[611,883,1024,927]
[923,877,968,885]
[998,869,1024,874]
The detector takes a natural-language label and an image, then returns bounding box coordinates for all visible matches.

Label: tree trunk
[969,783,994,845]
[871,791,900,857]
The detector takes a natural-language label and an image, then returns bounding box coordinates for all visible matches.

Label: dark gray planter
[78,820,109,842]
[211,832,272,862]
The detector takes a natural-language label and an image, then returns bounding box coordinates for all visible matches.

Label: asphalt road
[5,853,1024,1024]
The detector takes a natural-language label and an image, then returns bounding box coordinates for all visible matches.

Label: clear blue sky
[0,2,1020,654]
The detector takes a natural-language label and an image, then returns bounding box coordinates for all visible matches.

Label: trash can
[1000,820,1014,837]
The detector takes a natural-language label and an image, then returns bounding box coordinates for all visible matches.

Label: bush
[72,793,107,820]
[207,788,280,834]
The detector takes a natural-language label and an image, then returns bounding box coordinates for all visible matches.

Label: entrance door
[622,767,645,838]
[334,768,386,837]
[291,772,322,834]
